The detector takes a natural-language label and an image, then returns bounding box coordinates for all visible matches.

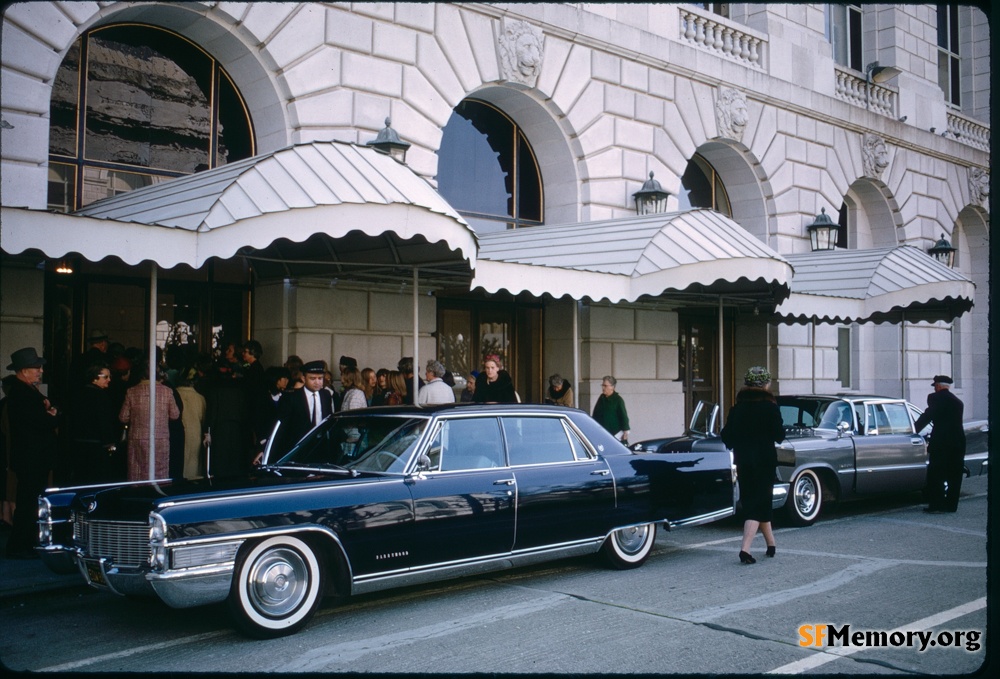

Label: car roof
[339,403,581,416]
[778,394,913,405]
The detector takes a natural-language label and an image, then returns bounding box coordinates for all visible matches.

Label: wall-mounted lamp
[366,117,410,164]
[928,233,956,268]
[806,207,839,252]
[55,259,74,274]
[865,61,901,111]
[632,171,670,215]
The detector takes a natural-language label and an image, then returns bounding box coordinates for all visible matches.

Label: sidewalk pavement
[0,525,85,599]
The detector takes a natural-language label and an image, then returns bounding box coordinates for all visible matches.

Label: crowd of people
[2,333,631,558]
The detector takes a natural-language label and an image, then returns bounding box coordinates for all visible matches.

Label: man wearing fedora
[914,375,966,513]
[4,348,60,558]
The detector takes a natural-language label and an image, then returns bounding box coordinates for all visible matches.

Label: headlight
[149,512,167,571]
[37,497,52,545]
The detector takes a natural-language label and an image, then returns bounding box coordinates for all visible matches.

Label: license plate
[84,559,107,586]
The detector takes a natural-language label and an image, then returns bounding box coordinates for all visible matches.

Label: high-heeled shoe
[739,550,756,564]
[765,545,776,558]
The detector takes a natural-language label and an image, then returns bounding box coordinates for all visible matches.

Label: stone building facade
[0,3,990,441]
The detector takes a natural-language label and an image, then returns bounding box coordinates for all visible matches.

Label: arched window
[48,24,255,211]
[677,154,732,216]
[437,99,542,233]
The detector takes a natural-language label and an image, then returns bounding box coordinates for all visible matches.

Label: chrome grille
[72,512,149,567]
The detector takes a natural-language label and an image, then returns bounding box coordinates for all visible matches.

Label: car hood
[62,468,383,522]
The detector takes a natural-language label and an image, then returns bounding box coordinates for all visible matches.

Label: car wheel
[602,523,656,569]
[786,469,822,526]
[229,535,324,638]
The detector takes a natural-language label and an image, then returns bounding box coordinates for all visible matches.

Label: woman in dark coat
[473,355,517,403]
[70,363,120,484]
[720,366,785,564]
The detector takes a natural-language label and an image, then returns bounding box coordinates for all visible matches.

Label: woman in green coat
[592,375,630,444]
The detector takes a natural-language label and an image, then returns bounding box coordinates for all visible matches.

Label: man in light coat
[418,360,455,405]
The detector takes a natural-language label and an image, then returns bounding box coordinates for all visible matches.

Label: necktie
[312,391,321,426]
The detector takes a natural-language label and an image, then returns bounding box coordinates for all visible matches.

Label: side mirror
[837,421,852,438]
[415,453,432,471]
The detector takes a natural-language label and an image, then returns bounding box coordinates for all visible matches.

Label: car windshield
[275,415,428,474]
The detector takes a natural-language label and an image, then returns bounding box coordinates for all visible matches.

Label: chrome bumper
[39,544,233,608]
[772,483,790,510]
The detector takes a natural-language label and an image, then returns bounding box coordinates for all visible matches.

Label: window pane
[679,158,713,209]
[438,99,543,232]
[439,418,505,471]
[47,163,76,212]
[81,166,167,207]
[847,7,863,72]
[438,103,513,218]
[217,71,254,166]
[84,26,212,171]
[502,417,575,465]
[49,38,80,157]
[517,133,542,222]
[439,309,472,381]
[883,403,913,435]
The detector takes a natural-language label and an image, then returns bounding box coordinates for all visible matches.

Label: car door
[853,400,928,494]
[405,416,516,567]
[501,415,616,550]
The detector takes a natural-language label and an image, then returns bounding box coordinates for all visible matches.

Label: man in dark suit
[273,360,333,458]
[913,375,966,513]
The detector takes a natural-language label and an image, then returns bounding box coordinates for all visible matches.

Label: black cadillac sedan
[37,403,737,638]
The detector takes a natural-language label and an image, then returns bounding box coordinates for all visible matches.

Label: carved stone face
[515,32,541,77]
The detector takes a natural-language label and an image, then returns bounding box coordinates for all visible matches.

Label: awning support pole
[573,300,580,407]
[413,268,419,402]
[900,311,906,399]
[811,317,817,394]
[148,263,158,480]
[718,298,725,416]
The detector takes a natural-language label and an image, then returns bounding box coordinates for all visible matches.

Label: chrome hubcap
[247,547,308,617]
[615,524,650,555]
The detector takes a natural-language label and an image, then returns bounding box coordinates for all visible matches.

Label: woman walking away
[720,366,785,564]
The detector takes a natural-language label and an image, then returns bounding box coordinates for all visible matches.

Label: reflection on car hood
[58,468,385,520]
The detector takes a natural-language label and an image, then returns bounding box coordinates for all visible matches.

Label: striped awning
[1,141,477,285]
[773,245,974,324]
[471,209,792,304]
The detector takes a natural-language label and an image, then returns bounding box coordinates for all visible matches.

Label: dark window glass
[47,24,254,210]
[437,99,543,233]
[936,5,961,107]
[847,8,863,72]
[678,154,731,217]
[837,202,849,249]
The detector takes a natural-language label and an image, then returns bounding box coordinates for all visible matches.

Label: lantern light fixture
[632,171,670,215]
[806,207,839,251]
[366,117,410,164]
[928,233,956,268]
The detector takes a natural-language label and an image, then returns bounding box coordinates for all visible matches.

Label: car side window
[435,417,505,472]
[502,417,578,465]
[882,403,914,434]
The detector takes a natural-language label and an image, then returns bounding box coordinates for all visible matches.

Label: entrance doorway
[678,311,736,427]
[437,299,542,402]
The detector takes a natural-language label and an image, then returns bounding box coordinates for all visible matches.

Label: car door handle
[493,479,515,486]
[910,438,924,445]
[591,469,610,476]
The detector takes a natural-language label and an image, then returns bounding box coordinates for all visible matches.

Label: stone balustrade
[835,66,897,117]
[678,6,766,69]
[946,111,990,151]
